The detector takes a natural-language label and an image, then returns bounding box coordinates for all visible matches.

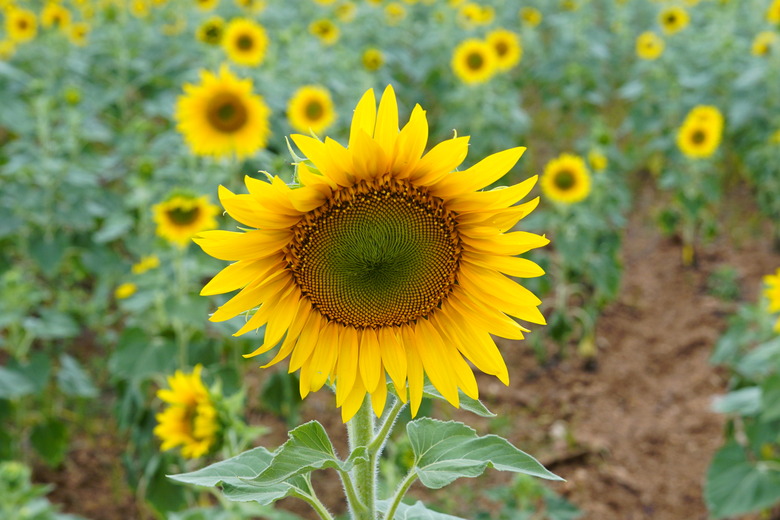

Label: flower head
[41,2,71,30]
[115,282,137,299]
[197,16,225,45]
[153,194,219,247]
[519,7,542,27]
[486,29,522,72]
[196,86,547,421]
[132,255,161,274]
[752,31,779,56]
[6,8,37,42]
[452,38,497,84]
[309,19,340,45]
[541,153,592,204]
[223,18,268,66]
[658,6,689,34]
[768,0,780,24]
[287,85,337,135]
[68,22,89,46]
[362,48,384,70]
[636,31,664,60]
[154,365,220,459]
[175,66,271,159]
[676,105,724,159]
[764,268,780,333]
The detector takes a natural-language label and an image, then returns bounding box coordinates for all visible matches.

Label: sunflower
[384,2,406,25]
[309,18,340,45]
[519,7,542,27]
[768,0,780,24]
[115,282,137,299]
[222,18,268,67]
[457,3,493,27]
[6,8,37,42]
[195,85,548,421]
[287,85,337,135]
[132,254,161,274]
[153,194,220,247]
[195,0,219,10]
[636,31,664,60]
[362,47,384,70]
[451,38,498,84]
[486,28,522,72]
[175,66,271,159]
[41,2,71,30]
[764,268,780,332]
[658,6,689,34]
[154,365,220,459]
[0,39,15,60]
[752,31,778,56]
[68,22,89,46]
[335,1,357,22]
[676,121,721,159]
[130,0,150,18]
[197,16,225,45]
[686,105,724,130]
[235,0,266,12]
[587,149,608,172]
[540,153,592,204]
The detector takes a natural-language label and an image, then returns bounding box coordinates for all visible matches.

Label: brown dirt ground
[39,183,780,520]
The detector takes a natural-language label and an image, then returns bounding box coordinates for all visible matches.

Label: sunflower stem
[369,396,405,456]
[384,469,418,520]
[346,395,376,520]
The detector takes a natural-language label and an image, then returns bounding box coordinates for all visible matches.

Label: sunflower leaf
[407,418,561,489]
[376,500,468,520]
[168,446,274,487]
[219,475,311,506]
[422,383,495,417]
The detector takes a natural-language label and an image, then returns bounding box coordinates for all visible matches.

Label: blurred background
[1,0,780,518]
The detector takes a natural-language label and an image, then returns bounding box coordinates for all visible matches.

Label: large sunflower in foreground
[175,66,271,159]
[196,86,548,421]
[540,153,591,204]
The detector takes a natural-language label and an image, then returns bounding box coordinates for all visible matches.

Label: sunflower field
[1,0,780,519]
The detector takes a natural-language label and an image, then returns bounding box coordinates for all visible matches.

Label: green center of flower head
[691,128,706,145]
[553,170,576,191]
[205,24,221,43]
[466,51,485,71]
[237,33,254,50]
[305,100,324,121]
[494,40,509,57]
[207,92,248,133]
[166,205,201,226]
[665,13,677,25]
[288,178,461,328]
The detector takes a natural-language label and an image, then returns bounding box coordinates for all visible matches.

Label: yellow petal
[308,321,340,392]
[415,319,459,407]
[220,189,302,229]
[392,104,428,178]
[359,328,382,393]
[408,136,470,186]
[374,85,399,157]
[402,326,424,416]
[447,176,538,213]
[431,147,525,200]
[461,231,550,256]
[463,253,545,278]
[232,281,295,336]
[371,377,388,417]
[297,162,336,196]
[200,256,283,296]
[209,268,289,322]
[288,311,324,372]
[458,263,541,306]
[291,134,352,187]
[341,378,367,422]
[350,129,388,180]
[251,299,311,362]
[349,88,376,150]
[336,326,360,406]
[244,176,300,215]
[378,327,407,396]
[194,229,292,261]
[448,290,527,340]
[457,197,540,232]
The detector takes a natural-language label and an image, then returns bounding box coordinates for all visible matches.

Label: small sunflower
[452,38,497,84]
[362,47,384,70]
[153,194,220,247]
[130,0,150,18]
[287,85,337,135]
[195,85,548,421]
[115,282,137,299]
[541,153,592,204]
[768,0,780,24]
[223,18,268,67]
[587,149,608,172]
[676,121,721,159]
[197,16,225,45]
[658,6,689,34]
[335,1,357,22]
[384,2,407,25]
[154,365,220,459]
[0,39,16,60]
[752,31,778,56]
[195,0,219,10]
[6,8,37,42]
[458,3,493,27]
[636,31,664,60]
[41,2,71,30]
[309,18,340,45]
[519,7,542,27]
[132,254,161,274]
[486,29,522,72]
[175,66,271,159]
[68,22,89,46]
[235,0,266,12]
[764,268,780,332]
[686,105,724,130]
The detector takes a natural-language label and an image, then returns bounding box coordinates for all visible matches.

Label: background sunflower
[286,85,336,135]
[153,194,219,247]
[222,18,268,66]
[540,153,592,204]
[452,37,497,84]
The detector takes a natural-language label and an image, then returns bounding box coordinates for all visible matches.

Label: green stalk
[346,395,376,520]
[383,470,418,520]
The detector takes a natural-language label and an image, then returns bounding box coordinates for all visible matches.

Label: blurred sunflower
[6,8,37,42]
[0,39,15,60]
[362,47,384,70]
[768,0,780,24]
[287,85,336,135]
[154,365,220,459]
[195,0,219,10]
[587,149,608,172]
[114,282,137,300]
[452,38,497,84]
[223,18,268,66]
[764,268,780,332]
[658,6,689,34]
[519,7,542,27]
[41,2,71,30]
[384,2,406,25]
[541,153,592,204]
[561,0,578,11]
[235,0,265,12]
[686,105,724,130]
[309,18,340,45]
[130,0,150,18]
[752,31,778,56]
[132,255,161,274]
[68,22,89,46]
[197,16,225,45]
[636,31,664,60]
[458,3,493,27]
[175,66,271,159]
[676,122,721,159]
[195,85,547,421]
[486,28,522,71]
[335,1,357,22]
[153,194,220,247]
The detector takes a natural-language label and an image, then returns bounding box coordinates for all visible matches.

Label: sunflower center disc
[207,92,248,133]
[237,34,253,50]
[305,101,324,121]
[288,178,461,328]
[553,170,576,190]
[467,52,484,71]
[691,129,706,145]
[167,205,201,225]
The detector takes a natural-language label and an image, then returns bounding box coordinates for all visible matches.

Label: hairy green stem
[369,396,405,455]
[346,396,375,519]
[384,470,418,520]
[294,487,336,520]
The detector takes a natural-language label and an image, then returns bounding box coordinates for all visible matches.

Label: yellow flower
[676,105,724,159]
[636,31,664,60]
[130,0,150,18]
[752,31,778,56]
[68,22,90,46]
[764,268,780,332]
[313,0,337,4]
[451,38,497,84]
[309,18,340,45]
[335,1,357,22]
[0,39,16,60]
[541,153,592,204]
[153,194,220,247]
[362,47,384,70]
[561,0,578,10]
[658,6,689,34]
[384,2,406,25]
[195,0,219,10]
[154,365,220,459]
[287,85,337,135]
[162,14,187,36]
[195,85,548,421]
[768,0,780,24]
[458,2,493,27]
[235,0,265,12]
[223,18,268,67]
[486,29,522,72]
[197,16,225,45]
[6,8,37,42]
[132,255,161,274]
[519,7,542,27]
[114,282,137,299]
[588,149,608,172]
[41,2,71,30]
[770,129,780,144]
[175,66,271,159]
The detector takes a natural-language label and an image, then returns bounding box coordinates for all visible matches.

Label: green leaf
[711,387,761,416]
[31,418,69,467]
[705,442,780,519]
[169,446,275,487]
[251,421,367,485]
[407,418,561,489]
[0,366,35,399]
[377,500,468,520]
[57,354,98,398]
[423,383,495,418]
[760,374,780,422]
[219,475,310,506]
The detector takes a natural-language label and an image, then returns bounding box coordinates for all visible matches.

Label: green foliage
[0,460,86,520]
[477,474,581,520]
